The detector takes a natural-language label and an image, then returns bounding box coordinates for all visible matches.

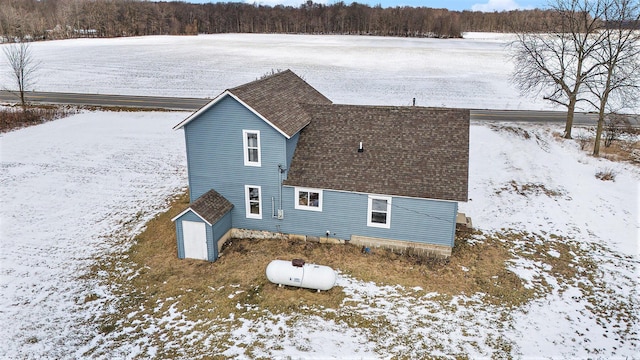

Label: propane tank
[265,259,337,291]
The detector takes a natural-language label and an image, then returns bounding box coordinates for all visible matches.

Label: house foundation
[350,235,452,258]
[225,228,452,258]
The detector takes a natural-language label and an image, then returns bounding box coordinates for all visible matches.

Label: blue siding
[174,209,233,261]
[184,95,287,231]
[175,220,185,258]
[182,94,458,250]
[278,187,457,247]
[212,211,232,253]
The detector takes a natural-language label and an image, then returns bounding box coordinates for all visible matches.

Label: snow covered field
[0,34,638,358]
[4,32,559,110]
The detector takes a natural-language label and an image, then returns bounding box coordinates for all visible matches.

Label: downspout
[278,164,285,213]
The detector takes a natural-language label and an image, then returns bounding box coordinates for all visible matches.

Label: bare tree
[510,0,608,139]
[3,41,39,110]
[584,0,640,156]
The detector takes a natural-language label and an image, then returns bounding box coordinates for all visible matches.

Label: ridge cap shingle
[227,69,331,137]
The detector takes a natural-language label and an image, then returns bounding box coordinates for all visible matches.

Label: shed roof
[172,189,233,225]
[284,105,469,202]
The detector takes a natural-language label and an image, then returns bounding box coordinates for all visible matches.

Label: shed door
[183,221,208,260]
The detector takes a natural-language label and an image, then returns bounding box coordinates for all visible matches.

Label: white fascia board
[227,92,291,139]
[172,91,229,130]
[172,90,292,139]
[170,208,213,226]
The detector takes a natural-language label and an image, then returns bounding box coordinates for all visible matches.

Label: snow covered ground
[1,34,638,358]
[0,112,188,358]
[1,114,637,358]
[3,32,558,110]
[462,124,638,258]
[461,124,639,357]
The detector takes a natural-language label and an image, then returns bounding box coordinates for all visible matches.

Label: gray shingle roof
[189,189,233,224]
[284,105,469,202]
[229,70,332,137]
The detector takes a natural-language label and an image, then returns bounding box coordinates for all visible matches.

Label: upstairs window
[243,130,261,167]
[367,195,392,229]
[245,185,262,219]
[295,187,323,212]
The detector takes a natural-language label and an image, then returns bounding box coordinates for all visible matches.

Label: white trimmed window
[367,195,392,229]
[242,130,261,166]
[295,187,323,211]
[245,185,262,219]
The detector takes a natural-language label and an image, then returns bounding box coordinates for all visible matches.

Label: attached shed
[172,189,233,262]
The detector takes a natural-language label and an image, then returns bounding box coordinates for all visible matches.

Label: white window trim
[294,187,323,212]
[367,195,392,229]
[242,129,261,167]
[244,185,262,219]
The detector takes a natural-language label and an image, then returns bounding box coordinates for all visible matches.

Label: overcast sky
[181,0,547,11]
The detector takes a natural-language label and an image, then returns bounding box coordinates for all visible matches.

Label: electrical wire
[388,201,455,224]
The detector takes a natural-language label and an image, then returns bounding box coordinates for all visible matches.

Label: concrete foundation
[224,227,451,258]
[350,235,452,258]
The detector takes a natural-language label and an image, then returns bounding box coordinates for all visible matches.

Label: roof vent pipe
[412,97,416,106]
[358,141,364,153]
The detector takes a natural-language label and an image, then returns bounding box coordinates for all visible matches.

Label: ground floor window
[367,195,392,229]
[295,187,323,211]
[245,185,262,219]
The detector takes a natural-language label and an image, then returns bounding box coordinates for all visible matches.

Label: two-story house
[171,70,469,262]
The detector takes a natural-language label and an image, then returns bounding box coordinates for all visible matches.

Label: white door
[182,221,208,260]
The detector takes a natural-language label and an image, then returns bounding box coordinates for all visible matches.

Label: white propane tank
[265,259,337,291]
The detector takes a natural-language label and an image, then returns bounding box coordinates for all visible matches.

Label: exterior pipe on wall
[278,164,285,216]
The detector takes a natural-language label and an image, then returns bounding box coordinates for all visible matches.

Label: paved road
[470,109,599,125]
[0,90,209,111]
[0,90,607,125]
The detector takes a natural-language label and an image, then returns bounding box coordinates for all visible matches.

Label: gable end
[172,189,234,225]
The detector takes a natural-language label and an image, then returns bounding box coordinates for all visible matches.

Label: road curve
[0,90,603,125]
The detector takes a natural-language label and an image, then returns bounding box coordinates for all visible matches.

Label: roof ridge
[176,69,332,136]
[313,103,465,111]
[229,69,294,92]
[285,106,469,201]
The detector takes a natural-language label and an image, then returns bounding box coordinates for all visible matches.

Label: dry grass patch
[569,131,640,163]
[598,138,640,163]
[84,191,610,357]
[101,192,540,321]
[495,180,567,198]
[216,229,534,307]
[595,168,617,181]
[0,105,77,132]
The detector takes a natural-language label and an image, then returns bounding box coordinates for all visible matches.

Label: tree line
[0,0,563,41]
